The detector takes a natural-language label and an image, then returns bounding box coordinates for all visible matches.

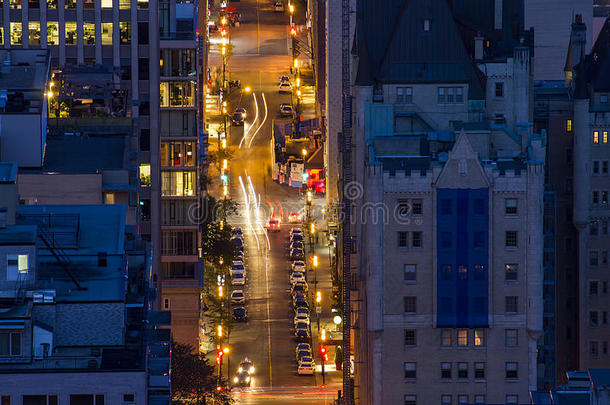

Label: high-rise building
[344,0,544,403]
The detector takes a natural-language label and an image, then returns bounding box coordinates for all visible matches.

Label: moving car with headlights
[288,212,302,223]
[232,108,247,126]
[280,103,294,116]
[233,358,255,386]
[266,218,281,232]
[231,290,245,305]
[297,357,315,375]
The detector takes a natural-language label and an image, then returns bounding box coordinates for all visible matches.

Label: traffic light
[216,349,224,364]
[319,345,328,362]
[290,26,297,36]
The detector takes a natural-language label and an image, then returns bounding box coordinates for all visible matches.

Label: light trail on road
[238,175,260,250]
[239,92,259,149]
[248,92,268,148]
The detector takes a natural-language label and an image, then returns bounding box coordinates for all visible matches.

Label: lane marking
[264,247,272,386]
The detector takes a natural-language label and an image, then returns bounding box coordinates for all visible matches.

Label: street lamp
[302,148,308,157]
[244,86,251,93]
[289,3,294,25]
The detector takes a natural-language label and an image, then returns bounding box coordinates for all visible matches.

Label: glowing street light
[289,3,294,13]
[296,77,301,87]
[244,86,252,93]
[294,59,298,69]
[218,286,223,297]
[302,148,308,157]
[221,16,227,26]
[310,222,316,234]
[221,46,226,56]
[223,347,230,354]
[217,325,223,338]
[333,315,342,325]
[221,139,227,149]
[307,190,313,202]
[296,89,302,97]
[223,159,228,170]
[316,291,322,303]
[313,255,319,267]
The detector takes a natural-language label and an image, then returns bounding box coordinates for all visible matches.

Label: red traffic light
[290,27,297,36]
[217,349,224,358]
[319,345,327,355]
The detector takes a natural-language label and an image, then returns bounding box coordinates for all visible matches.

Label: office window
[404,395,416,405]
[505,329,518,347]
[397,199,410,217]
[80,22,95,45]
[590,311,599,327]
[102,0,112,7]
[119,0,129,8]
[457,265,468,281]
[602,95,609,104]
[441,264,452,280]
[474,396,485,404]
[591,221,599,236]
[603,191,609,204]
[65,0,75,7]
[404,329,416,346]
[69,395,104,404]
[593,191,600,204]
[161,171,195,196]
[404,362,416,379]
[123,394,135,403]
[0,28,3,46]
[441,395,452,405]
[458,396,468,405]
[505,198,517,215]
[138,22,149,44]
[65,22,77,45]
[160,81,195,107]
[457,329,468,346]
[47,22,59,45]
[441,362,452,379]
[83,0,94,7]
[163,298,170,309]
[505,263,518,281]
[473,264,485,280]
[474,329,485,346]
[438,87,463,104]
[441,329,451,346]
[120,22,131,44]
[495,82,504,97]
[506,395,518,404]
[100,23,113,45]
[589,281,598,296]
[404,264,416,282]
[603,251,608,265]
[505,296,518,313]
[505,231,517,247]
[594,161,600,174]
[566,119,572,132]
[438,87,445,103]
[411,232,422,248]
[457,362,468,379]
[603,221,609,235]
[441,232,452,249]
[590,341,599,356]
[10,23,22,45]
[447,87,454,103]
[0,332,21,356]
[396,87,404,104]
[603,161,609,174]
[404,296,416,313]
[28,22,41,45]
[474,362,485,379]
[137,0,147,8]
[605,131,609,144]
[398,231,408,247]
[505,362,518,379]
[10,0,21,8]
[590,251,599,266]
[456,87,463,103]
[594,130,600,144]
[411,199,422,215]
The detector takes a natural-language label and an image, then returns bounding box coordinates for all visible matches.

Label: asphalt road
[209,0,341,403]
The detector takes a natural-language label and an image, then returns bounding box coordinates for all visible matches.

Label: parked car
[233,237,244,251]
[294,313,310,326]
[290,271,306,285]
[294,321,310,339]
[288,212,302,223]
[279,75,290,84]
[292,260,306,272]
[290,233,304,243]
[295,306,309,317]
[297,357,315,375]
[290,248,305,260]
[232,227,242,236]
[279,82,292,94]
[233,306,248,322]
[231,272,245,285]
[274,1,284,12]
[231,290,245,304]
[280,103,294,116]
[296,343,312,357]
[232,262,246,272]
[291,281,308,295]
[293,294,308,309]
[296,347,312,362]
[290,240,304,250]
[290,228,303,235]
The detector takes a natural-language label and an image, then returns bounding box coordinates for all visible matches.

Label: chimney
[0,207,6,229]
[571,14,586,73]
[474,35,484,60]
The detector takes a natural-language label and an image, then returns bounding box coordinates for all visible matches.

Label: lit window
[161,171,195,196]
[457,329,468,346]
[566,119,572,132]
[604,131,608,144]
[0,28,3,46]
[102,23,113,45]
[83,23,95,45]
[104,193,115,204]
[83,0,94,8]
[594,131,600,144]
[137,0,148,8]
[505,264,518,281]
[10,23,22,45]
[10,0,21,9]
[160,81,195,107]
[28,22,40,45]
[0,332,22,356]
[47,0,56,7]
[119,0,130,8]
[7,254,28,280]
[102,0,112,7]
[65,22,77,45]
[120,22,131,44]
[474,329,485,346]
[139,164,151,187]
[423,19,430,31]
[47,22,59,45]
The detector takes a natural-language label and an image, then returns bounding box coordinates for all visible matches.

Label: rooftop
[20,134,127,174]
[0,49,49,91]
[0,225,37,245]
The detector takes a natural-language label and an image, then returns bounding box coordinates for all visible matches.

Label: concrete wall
[0,114,43,168]
[18,173,103,205]
[0,371,147,405]
[161,284,199,347]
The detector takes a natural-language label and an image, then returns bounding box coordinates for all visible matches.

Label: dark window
[474,198,484,214]
[411,199,422,215]
[411,232,422,248]
[594,161,600,174]
[505,231,518,247]
[404,395,416,405]
[397,199,410,217]
[23,396,47,405]
[590,311,599,327]
[139,58,150,80]
[566,148,573,164]
[140,129,150,151]
[505,198,517,215]
[474,362,485,379]
[505,264,518,281]
[591,221,599,236]
[505,329,518,347]
[590,251,599,266]
[404,329,416,346]
[398,231,408,247]
[590,341,598,356]
[404,265,416,282]
[440,199,452,215]
[495,82,504,97]
[441,362,452,379]
[603,161,609,174]
[396,87,404,103]
[138,22,149,44]
[473,232,484,248]
[97,252,107,267]
[505,296,518,313]
[439,297,452,313]
[3,397,11,405]
[120,58,131,80]
[404,296,416,313]
[69,395,94,405]
[505,362,518,379]
[457,362,468,379]
[404,362,416,378]
[441,232,452,249]
[458,265,468,280]
[441,264,452,280]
